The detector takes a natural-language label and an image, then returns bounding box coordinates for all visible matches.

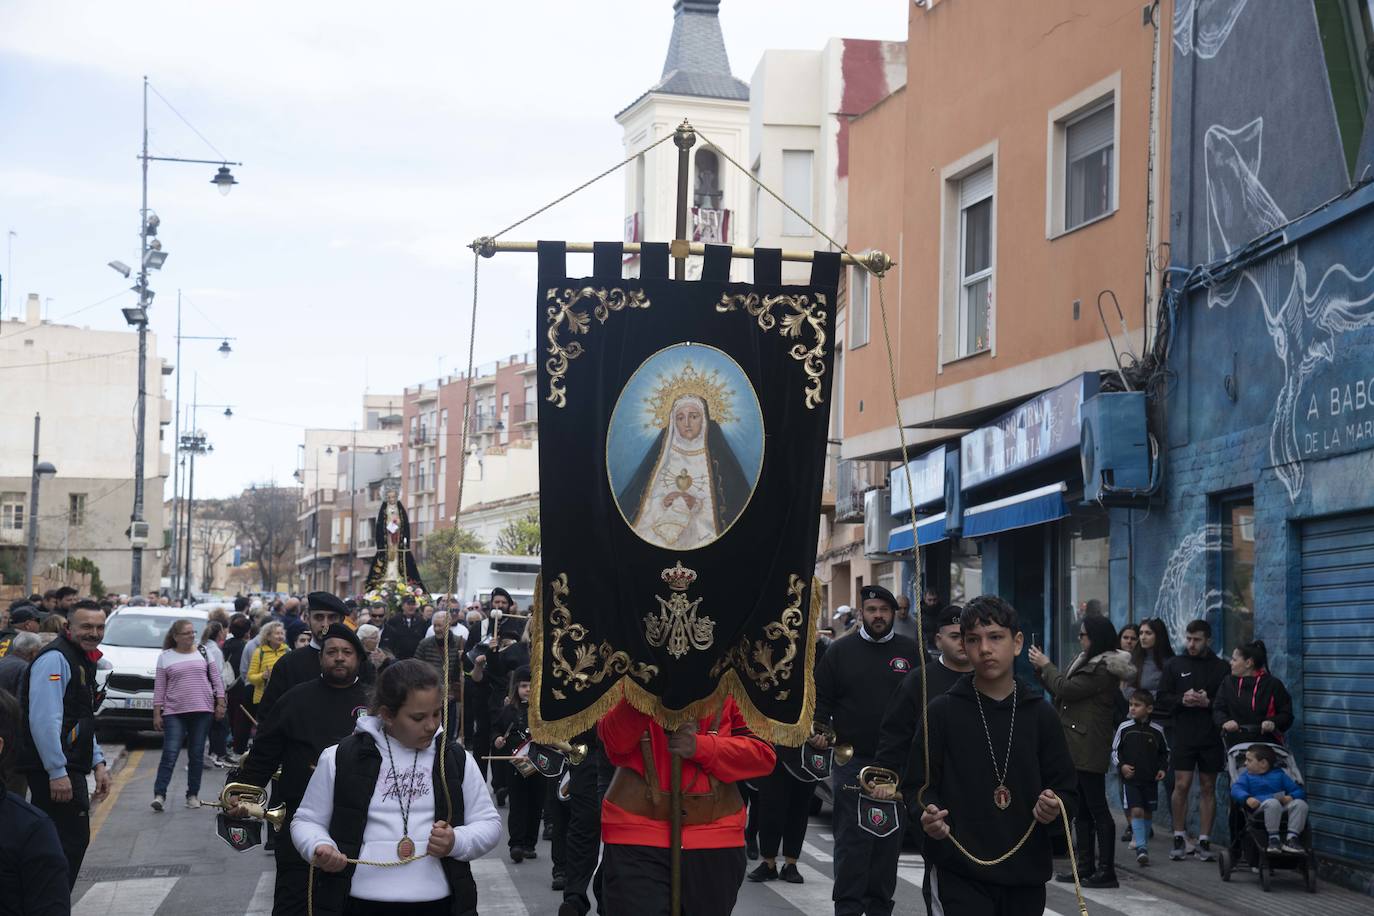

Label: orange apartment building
[827,0,1170,663]
[400,352,539,542]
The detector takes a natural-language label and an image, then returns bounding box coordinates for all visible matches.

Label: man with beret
[233,623,369,915]
[257,592,371,723]
[812,585,920,916]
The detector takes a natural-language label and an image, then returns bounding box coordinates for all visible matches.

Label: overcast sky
[0,0,907,499]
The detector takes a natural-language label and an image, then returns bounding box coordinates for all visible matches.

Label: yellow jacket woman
[247,622,288,704]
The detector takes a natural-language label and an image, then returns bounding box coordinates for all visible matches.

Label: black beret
[307,591,348,618]
[321,623,364,659]
[858,585,898,610]
[490,587,511,603]
[513,666,532,683]
[935,605,964,629]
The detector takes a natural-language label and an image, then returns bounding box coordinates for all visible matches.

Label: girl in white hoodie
[291,659,501,915]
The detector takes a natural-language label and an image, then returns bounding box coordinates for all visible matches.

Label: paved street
[74,736,1369,916]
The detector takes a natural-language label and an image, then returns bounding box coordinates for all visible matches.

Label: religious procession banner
[531,240,838,744]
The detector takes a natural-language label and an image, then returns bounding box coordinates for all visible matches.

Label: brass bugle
[857,765,903,801]
[812,723,854,767]
[208,781,288,831]
[548,741,588,766]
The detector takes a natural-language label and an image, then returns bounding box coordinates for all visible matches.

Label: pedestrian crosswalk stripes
[469,857,531,915]
[72,876,179,915]
[244,872,274,916]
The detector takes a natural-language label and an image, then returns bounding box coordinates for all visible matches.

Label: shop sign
[960,374,1097,490]
[1298,369,1374,460]
[890,445,947,516]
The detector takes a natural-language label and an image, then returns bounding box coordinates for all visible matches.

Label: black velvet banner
[531,243,839,743]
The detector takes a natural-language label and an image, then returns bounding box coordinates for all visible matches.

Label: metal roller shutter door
[1300,512,1374,863]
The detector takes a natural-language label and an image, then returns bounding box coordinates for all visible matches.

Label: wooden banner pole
[667,117,695,916]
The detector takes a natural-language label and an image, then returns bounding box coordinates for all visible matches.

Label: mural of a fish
[1203,118,1374,501]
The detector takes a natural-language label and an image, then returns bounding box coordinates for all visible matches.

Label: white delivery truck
[452,553,541,610]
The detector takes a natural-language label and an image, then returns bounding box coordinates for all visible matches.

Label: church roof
[618,0,749,118]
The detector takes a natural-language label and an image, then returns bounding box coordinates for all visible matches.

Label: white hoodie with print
[291,715,500,903]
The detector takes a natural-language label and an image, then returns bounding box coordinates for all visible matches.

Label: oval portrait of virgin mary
[607,344,764,550]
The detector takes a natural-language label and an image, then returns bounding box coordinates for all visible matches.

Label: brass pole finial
[864,250,895,277]
[673,119,697,151]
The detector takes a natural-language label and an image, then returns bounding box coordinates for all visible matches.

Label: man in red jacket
[597,696,777,914]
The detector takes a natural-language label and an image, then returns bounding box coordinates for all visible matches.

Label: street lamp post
[126,76,241,596]
[177,378,231,600]
[23,413,58,594]
[348,426,358,597]
[168,289,234,596]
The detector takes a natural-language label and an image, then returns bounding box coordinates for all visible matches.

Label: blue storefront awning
[961,483,1069,538]
[887,512,949,553]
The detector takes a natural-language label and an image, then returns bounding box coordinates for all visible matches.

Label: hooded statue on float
[364,488,427,592]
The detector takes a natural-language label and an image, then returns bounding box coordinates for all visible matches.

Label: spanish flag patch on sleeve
[49,673,63,681]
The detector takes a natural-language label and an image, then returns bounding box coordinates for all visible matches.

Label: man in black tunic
[813,585,920,916]
[257,592,369,722]
[874,605,972,781]
[232,624,369,916]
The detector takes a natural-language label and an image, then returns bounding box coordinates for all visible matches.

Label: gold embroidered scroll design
[547,573,656,699]
[716,293,829,409]
[710,574,806,700]
[643,561,715,659]
[545,286,651,408]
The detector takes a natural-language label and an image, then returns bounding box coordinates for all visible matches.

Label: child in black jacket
[494,666,543,862]
[1111,689,1170,865]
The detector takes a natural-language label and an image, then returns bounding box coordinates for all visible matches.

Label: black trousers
[602,843,747,916]
[26,769,90,887]
[591,745,617,914]
[741,779,760,848]
[1071,769,1114,874]
[273,817,311,916]
[926,866,1046,916]
[831,756,901,916]
[507,772,545,850]
[560,753,603,914]
[759,762,816,860]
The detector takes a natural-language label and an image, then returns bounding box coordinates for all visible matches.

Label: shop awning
[887,512,949,552]
[961,483,1069,538]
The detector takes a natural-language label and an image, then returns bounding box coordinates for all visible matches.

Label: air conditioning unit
[1080,391,1153,504]
[863,488,894,557]
[128,520,151,547]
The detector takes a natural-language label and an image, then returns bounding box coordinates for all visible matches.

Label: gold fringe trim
[530,575,821,747]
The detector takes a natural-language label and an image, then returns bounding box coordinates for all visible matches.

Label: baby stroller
[1216,735,1318,893]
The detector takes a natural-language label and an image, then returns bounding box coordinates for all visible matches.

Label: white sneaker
[205,754,223,769]
[151,795,165,812]
[185,795,201,809]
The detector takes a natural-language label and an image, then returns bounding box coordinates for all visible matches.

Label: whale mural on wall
[1203,118,1374,501]
[1173,0,1249,59]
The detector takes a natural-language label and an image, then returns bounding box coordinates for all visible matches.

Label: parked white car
[96,606,210,735]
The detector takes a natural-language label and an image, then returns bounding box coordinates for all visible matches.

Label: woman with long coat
[1029,615,1135,888]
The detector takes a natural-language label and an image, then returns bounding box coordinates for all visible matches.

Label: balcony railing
[835,459,881,523]
[510,402,538,425]
[410,429,435,447]
[471,415,505,433]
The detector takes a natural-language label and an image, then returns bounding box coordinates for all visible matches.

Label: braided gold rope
[694,125,1088,916]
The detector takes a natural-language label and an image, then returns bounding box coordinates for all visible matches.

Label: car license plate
[127,698,155,709]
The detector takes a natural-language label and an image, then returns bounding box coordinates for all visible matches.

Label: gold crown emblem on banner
[660,561,698,592]
[644,360,737,427]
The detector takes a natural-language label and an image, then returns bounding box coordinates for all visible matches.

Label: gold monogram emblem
[644,562,715,659]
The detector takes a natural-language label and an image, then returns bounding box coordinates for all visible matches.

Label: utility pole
[24,415,40,594]
[129,77,151,596]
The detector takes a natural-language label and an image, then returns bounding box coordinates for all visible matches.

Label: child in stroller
[1218,738,1318,892]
